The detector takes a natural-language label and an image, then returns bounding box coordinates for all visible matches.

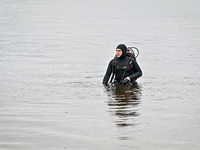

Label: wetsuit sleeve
[129,60,142,81]
[102,60,113,84]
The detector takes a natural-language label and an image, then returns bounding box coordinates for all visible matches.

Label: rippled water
[1,0,200,149]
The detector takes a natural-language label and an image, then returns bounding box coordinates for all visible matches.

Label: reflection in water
[104,83,142,127]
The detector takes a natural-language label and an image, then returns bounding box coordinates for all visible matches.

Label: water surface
[0,0,200,149]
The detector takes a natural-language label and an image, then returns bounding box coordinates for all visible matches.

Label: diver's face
[116,49,122,58]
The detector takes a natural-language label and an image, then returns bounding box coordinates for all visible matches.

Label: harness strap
[116,65,132,70]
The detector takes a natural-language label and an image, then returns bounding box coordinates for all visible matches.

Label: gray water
[1,0,200,150]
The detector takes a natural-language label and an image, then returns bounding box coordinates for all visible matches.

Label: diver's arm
[102,60,113,84]
[129,60,142,81]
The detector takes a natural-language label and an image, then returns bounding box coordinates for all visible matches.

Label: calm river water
[0,0,200,150]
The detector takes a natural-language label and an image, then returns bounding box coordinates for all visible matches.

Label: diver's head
[116,44,127,59]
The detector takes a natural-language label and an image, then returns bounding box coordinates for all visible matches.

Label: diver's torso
[114,57,133,82]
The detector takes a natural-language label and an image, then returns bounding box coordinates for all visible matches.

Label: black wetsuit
[103,44,142,84]
[102,56,142,84]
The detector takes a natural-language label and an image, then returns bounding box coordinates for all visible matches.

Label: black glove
[121,79,129,85]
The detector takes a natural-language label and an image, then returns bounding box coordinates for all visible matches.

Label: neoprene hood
[116,44,127,59]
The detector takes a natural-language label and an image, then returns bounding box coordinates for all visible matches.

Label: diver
[102,44,142,85]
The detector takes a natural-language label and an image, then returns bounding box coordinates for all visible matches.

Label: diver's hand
[124,77,131,81]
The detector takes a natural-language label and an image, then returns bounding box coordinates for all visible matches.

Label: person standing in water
[102,44,142,85]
